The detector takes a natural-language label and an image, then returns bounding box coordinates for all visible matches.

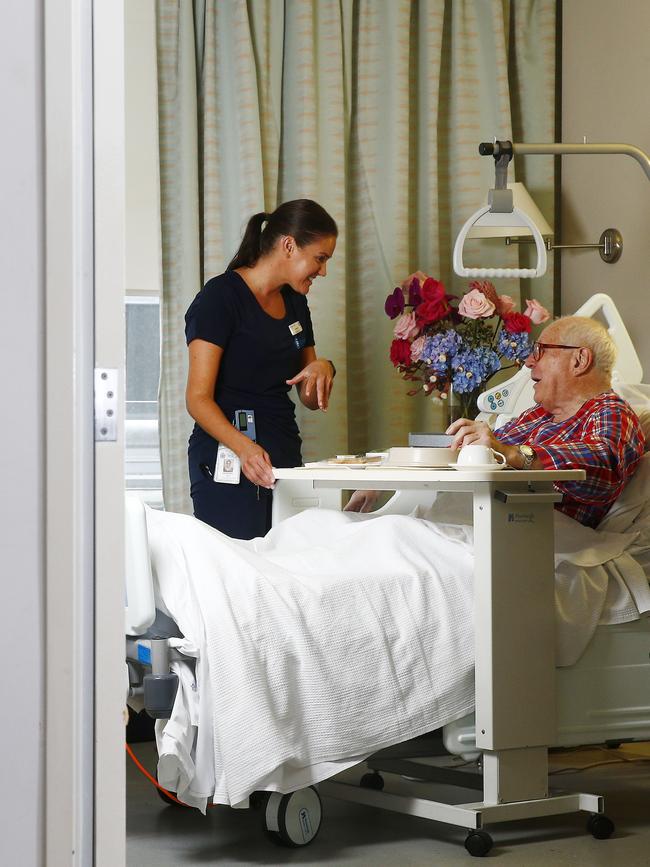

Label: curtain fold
[156,0,556,514]
[157,0,201,516]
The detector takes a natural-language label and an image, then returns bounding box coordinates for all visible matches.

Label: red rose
[503,312,532,334]
[416,297,451,326]
[389,338,413,367]
[420,277,446,303]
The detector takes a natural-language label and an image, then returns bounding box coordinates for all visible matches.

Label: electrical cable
[549,745,650,775]
[125,742,219,808]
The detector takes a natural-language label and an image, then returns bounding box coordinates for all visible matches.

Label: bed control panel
[483,386,511,412]
[477,368,535,418]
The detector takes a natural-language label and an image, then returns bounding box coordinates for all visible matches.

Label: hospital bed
[273,293,650,854]
[125,293,650,856]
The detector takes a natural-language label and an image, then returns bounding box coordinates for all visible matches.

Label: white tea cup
[456,444,507,467]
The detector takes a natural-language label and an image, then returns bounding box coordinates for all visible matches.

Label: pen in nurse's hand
[200,463,213,479]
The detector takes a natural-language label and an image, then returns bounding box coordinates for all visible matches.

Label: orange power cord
[125,742,219,808]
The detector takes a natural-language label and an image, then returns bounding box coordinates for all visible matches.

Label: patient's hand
[344,490,380,512]
[446,417,499,451]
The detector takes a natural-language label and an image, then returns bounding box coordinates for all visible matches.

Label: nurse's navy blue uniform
[185,270,314,539]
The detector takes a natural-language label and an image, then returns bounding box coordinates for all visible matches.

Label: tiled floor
[127,741,650,865]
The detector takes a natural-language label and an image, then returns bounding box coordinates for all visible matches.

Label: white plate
[449,462,506,471]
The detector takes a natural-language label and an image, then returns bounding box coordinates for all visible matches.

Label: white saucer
[382,461,452,469]
[449,462,506,471]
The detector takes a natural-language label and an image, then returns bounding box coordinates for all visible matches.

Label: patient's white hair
[551,316,617,376]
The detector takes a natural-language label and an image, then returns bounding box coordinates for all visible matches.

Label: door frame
[43,1,127,864]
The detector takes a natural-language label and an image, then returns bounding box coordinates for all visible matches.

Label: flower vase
[445,386,482,426]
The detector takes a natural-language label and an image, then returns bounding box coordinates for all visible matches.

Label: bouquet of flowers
[385,271,550,419]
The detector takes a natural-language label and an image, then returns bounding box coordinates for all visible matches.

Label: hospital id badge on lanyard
[289,320,306,351]
[214,444,241,484]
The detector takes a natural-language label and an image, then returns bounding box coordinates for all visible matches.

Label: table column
[473,481,560,803]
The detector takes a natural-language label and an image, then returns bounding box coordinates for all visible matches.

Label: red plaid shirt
[498,391,645,527]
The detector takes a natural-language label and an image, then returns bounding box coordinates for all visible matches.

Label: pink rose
[410,335,427,362]
[524,298,551,324]
[458,288,496,319]
[468,279,498,306]
[496,294,515,317]
[393,311,419,341]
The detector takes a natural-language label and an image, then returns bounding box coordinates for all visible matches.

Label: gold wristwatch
[518,444,535,470]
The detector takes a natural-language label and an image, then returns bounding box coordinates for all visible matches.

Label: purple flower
[384,287,405,319]
[407,277,422,307]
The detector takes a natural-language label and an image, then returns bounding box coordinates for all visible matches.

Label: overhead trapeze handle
[452,204,548,279]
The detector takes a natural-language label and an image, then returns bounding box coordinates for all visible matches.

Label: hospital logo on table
[508,512,535,524]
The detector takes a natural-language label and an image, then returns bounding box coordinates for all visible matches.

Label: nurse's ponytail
[227,211,268,270]
[227,199,338,270]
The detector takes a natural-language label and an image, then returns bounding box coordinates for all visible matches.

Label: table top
[273,465,585,484]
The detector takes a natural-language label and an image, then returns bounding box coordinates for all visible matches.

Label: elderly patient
[347,316,646,526]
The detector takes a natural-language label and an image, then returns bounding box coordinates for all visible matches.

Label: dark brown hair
[227,199,338,270]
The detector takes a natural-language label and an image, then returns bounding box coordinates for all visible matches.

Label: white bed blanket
[147,507,476,810]
[148,465,650,811]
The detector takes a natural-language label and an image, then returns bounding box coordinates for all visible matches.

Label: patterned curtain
[156,0,556,513]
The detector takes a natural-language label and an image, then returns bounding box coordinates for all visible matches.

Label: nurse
[185,199,338,539]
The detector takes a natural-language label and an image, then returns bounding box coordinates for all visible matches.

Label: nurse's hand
[446,417,500,451]
[287,359,335,411]
[238,441,275,489]
[344,490,379,512]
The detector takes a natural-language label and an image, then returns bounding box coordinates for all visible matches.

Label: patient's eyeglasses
[531,341,582,362]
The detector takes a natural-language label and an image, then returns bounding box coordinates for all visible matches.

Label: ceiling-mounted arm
[479,140,650,182]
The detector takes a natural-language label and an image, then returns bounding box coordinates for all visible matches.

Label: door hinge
[94,368,118,441]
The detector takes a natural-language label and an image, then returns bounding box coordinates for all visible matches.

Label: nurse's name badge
[289,320,305,350]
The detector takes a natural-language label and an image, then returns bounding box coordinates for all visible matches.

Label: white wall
[561,0,650,377]
[0,1,44,864]
[126,0,161,295]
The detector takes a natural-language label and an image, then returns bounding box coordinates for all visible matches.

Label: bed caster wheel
[263,786,322,847]
[464,829,493,857]
[360,772,384,791]
[587,813,615,839]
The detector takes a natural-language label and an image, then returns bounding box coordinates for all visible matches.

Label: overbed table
[272,464,609,853]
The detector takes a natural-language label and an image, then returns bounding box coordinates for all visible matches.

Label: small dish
[449,462,506,471]
[386,446,455,468]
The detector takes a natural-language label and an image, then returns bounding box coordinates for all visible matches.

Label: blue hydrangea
[420,329,463,373]
[450,347,501,393]
[497,329,532,362]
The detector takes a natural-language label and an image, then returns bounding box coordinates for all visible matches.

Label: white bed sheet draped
[148,507,477,810]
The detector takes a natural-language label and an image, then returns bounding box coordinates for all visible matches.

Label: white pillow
[599,452,650,534]
[614,381,650,445]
